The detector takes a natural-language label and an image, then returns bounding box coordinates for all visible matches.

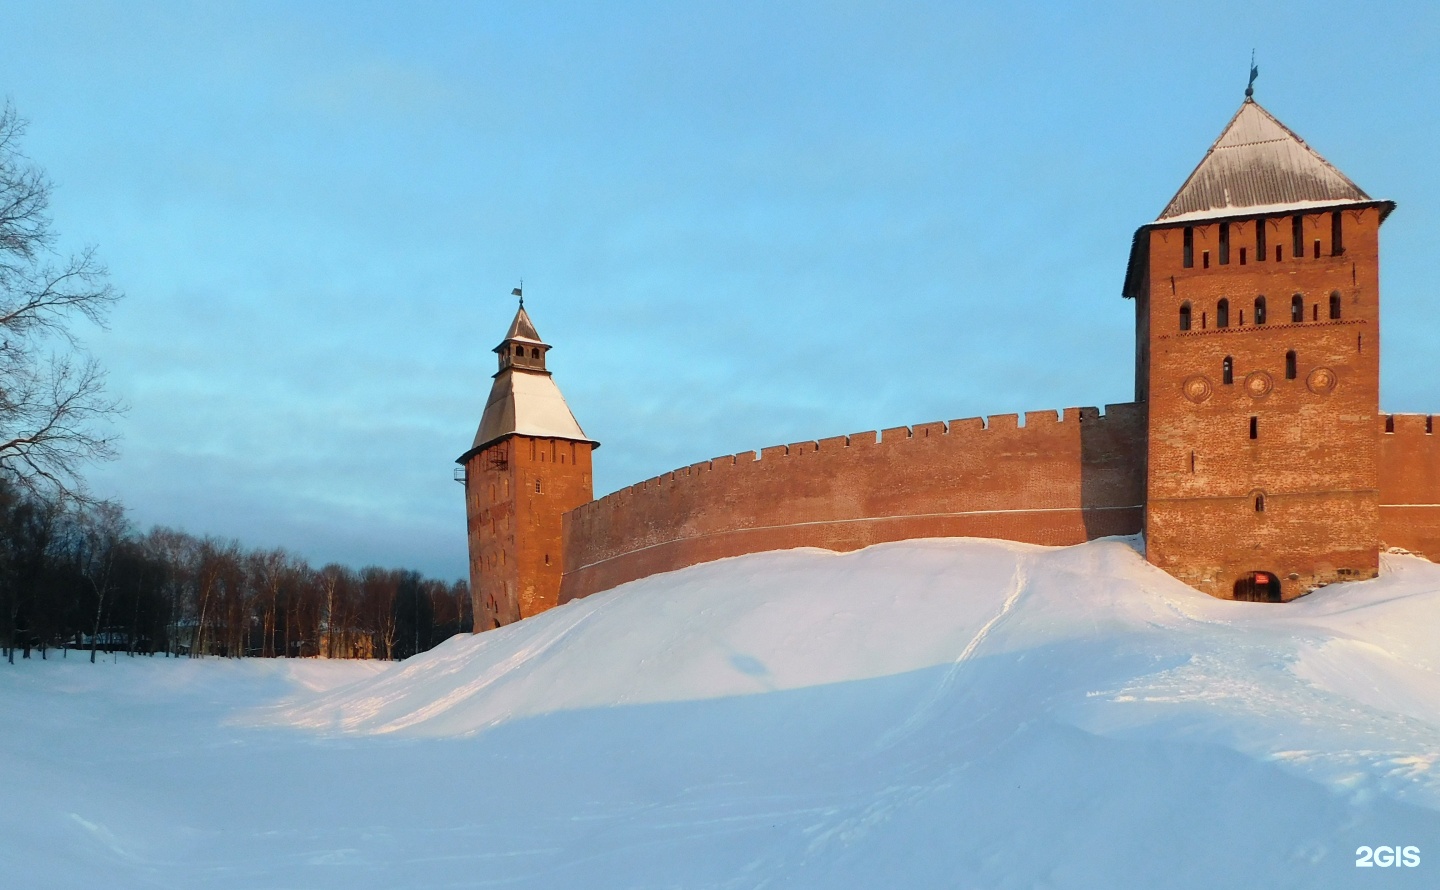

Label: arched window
[1330,292,1342,320]
[1222,356,1234,385]
[1285,350,1297,380]
[1179,302,1192,331]
[514,344,524,356]
[1254,296,1267,325]
[1291,294,1304,323]
[1217,298,1230,328]
[1255,493,1266,512]
[531,347,540,359]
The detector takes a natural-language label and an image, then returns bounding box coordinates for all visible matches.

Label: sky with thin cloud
[2,1,1437,579]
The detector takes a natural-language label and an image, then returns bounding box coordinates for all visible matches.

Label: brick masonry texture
[465,436,593,630]
[557,406,1145,603]
[1380,413,1440,560]
[1138,207,1388,601]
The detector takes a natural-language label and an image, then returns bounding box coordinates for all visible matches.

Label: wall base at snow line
[558,403,1146,602]
[561,506,1142,599]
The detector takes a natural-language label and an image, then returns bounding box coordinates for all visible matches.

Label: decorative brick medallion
[1182,375,1213,404]
[1244,371,1274,399]
[1307,367,1337,395]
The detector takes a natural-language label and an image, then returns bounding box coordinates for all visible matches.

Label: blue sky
[2,1,1437,580]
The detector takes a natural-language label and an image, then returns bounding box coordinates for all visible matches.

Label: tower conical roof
[460,302,596,459]
[1157,99,1372,223]
[503,304,544,344]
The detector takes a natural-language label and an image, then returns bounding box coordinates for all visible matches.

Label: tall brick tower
[1124,96,1394,601]
[457,298,596,630]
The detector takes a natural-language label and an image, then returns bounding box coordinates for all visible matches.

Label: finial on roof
[512,280,523,308]
[1245,50,1258,100]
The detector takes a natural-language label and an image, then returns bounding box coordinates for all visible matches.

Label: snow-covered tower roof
[462,301,596,458]
[1123,95,1393,298]
[1156,98,1374,224]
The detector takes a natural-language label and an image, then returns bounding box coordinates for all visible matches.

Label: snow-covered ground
[3,537,1438,888]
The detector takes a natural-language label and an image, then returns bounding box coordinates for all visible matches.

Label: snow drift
[4,536,1439,888]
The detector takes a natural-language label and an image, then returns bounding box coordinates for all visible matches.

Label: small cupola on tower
[495,299,552,373]
[469,296,595,453]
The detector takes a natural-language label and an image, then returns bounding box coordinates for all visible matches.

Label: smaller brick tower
[1125,97,1394,601]
[457,297,596,631]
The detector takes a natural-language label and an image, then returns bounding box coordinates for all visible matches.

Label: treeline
[0,484,471,664]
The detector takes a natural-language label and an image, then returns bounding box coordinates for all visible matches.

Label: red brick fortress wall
[558,404,1146,602]
[1380,413,1440,560]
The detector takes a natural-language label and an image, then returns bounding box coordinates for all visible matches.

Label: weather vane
[512,279,523,307]
[1245,50,1259,99]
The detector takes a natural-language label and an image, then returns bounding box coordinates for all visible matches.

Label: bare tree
[359,567,401,660]
[140,526,194,656]
[75,501,127,663]
[0,101,121,501]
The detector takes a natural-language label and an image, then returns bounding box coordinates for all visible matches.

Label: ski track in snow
[4,537,1440,889]
[872,554,1029,752]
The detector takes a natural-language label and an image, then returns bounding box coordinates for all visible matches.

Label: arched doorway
[1233,571,1282,602]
